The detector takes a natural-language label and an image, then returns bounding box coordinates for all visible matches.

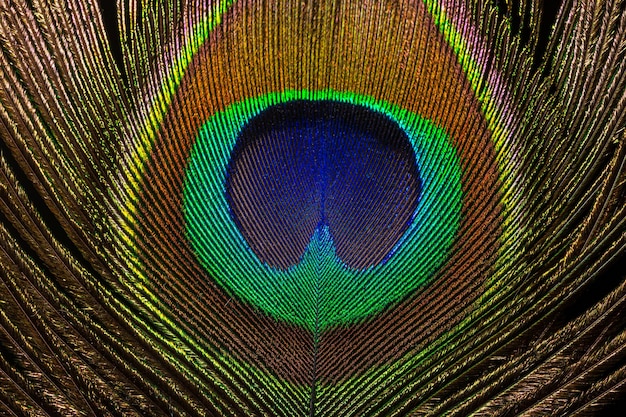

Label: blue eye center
[225,100,422,270]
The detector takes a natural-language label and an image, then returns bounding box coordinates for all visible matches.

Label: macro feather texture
[0,0,625,415]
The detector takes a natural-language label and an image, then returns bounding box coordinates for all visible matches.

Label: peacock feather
[1,0,625,415]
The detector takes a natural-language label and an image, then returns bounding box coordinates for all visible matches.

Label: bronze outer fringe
[134,0,501,383]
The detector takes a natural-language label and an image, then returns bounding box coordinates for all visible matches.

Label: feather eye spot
[182,91,463,330]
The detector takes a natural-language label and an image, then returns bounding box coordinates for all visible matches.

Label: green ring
[183,90,463,332]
